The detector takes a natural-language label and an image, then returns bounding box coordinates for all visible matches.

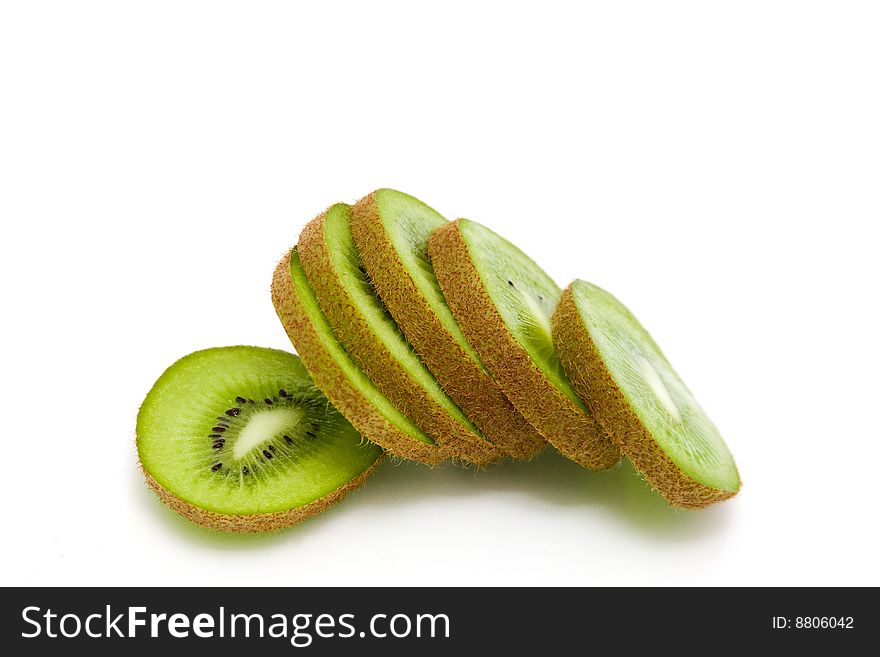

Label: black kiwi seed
[269,445,276,452]
[279,389,288,397]
[508,279,514,286]
[263,449,273,459]
[284,435,293,444]
[212,441,224,450]
[211,426,226,433]
[235,396,247,404]
[211,463,222,472]
[225,408,241,417]
[242,466,249,475]
[264,398,273,405]
[305,430,317,439]
[209,434,222,438]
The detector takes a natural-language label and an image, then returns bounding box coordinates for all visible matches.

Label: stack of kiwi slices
[137,189,740,533]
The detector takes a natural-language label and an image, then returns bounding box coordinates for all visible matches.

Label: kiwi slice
[136,346,384,532]
[298,204,497,465]
[272,247,448,465]
[350,190,545,460]
[429,219,620,470]
[553,280,741,508]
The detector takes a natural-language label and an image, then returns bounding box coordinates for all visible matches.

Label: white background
[1,1,878,587]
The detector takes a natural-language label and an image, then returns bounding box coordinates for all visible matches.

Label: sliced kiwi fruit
[553,280,741,507]
[136,346,384,532]
[349,190,545,460]
[297,204,497,465]
[429,219,621,470]
[272,247,448,465]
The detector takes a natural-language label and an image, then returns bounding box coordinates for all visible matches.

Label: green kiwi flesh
[350,190,545,460]
[429,219,620,470]
[136,346,384,532]
[272,248,447,465]
[298,204,495,465]
[553,280,741,507]
[454,219,572,397]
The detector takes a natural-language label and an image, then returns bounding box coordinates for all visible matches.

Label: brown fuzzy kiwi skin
[140,456,384,533]
[271,249,447,465]
[349,193,545,461]
[552,285,739,509]
[428,221,620,470]
[298,208,496,466]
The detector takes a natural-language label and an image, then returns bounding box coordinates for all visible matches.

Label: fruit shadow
[134,449,733,547]
[356,448,735,542]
